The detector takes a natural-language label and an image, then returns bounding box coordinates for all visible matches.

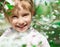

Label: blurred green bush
[32,0,60,47]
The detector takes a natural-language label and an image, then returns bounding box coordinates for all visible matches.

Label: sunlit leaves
[0,0,14,16]
[6,3,14,10]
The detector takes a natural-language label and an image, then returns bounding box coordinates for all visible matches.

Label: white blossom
[51,31,55,34]
[4,5,9,11]
[6,0,15,5]
[52,25,57,28]
[42,17,50,22]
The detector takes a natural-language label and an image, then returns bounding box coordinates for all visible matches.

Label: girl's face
[8,6,32,32]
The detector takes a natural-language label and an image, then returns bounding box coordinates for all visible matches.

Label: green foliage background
[0,0,60,47]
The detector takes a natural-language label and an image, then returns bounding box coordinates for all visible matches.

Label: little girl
[0,0,50,47]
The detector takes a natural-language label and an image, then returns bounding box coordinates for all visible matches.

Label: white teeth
[17,26,24,28]
[19,26,24,28]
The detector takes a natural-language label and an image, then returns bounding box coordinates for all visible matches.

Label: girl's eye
[23,13,29,17]
[12,15,18,18]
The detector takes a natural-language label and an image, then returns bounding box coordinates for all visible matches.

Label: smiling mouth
[16,24,27,29]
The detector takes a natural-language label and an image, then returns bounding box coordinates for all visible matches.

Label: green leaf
[0,2,2,6]
[45,1,47,6]
[0,13,2,17]
[58,0,60,5]
[7,11,12,16]
[22,44,26,47]
[32,45,36,47]
[36,5,43,15]
[53,21,60,26]
[39,41,42,45]
[35,5,51,16]
[0,2,3,10]
[6,3,14,10]
[49,41,56,47]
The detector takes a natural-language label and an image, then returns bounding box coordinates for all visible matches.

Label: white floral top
[0,27,50,47]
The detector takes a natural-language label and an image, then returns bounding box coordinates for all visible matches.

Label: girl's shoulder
[30,27,46,39]
[29,27,47,42]
[30,28,50,47]
[0,27,14,37]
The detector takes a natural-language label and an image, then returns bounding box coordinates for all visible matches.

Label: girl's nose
[18,17,25,25]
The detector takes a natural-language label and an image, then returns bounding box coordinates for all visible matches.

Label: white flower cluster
[35,0,50,6]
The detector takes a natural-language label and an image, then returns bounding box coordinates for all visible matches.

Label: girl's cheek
[11,19,18,24]
[24,15,32,21]
[13,19,18,22]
